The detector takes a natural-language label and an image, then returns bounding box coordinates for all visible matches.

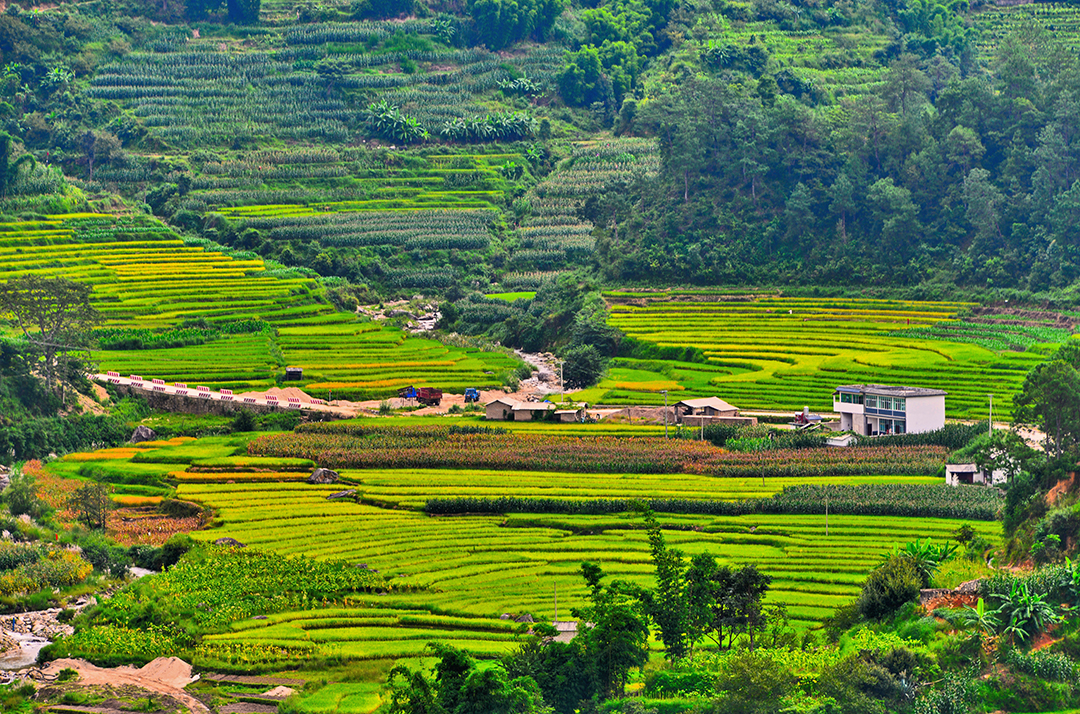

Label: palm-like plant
[997,580,1061,643]
[880,538,958,586]
[1059,557,1080,608]
[962,597,1001,661]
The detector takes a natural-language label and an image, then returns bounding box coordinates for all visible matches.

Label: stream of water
[0,630,49,670]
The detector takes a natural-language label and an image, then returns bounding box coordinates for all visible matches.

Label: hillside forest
[0,0,1079,300]
[9,0,1080,713]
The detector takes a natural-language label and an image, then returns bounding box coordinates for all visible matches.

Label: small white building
[554,407,585,423]
[675,397,740,419]
[826,433,859,448]
[832,384,946,436]
[674,397,758,427]
[945,463,1007,487]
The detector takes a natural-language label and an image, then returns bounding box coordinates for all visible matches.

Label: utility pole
[988,394,993,434]
[560,360,564,399]
[661,390,668,438]
[554,583,558,623]
[825,495,829,537]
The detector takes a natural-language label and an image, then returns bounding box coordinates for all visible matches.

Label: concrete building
[675,397,739,418]
[485,397,517,421]
[832,384,946,436]
[674,396,758,427]
[511,402,556,421]
[945,463,1007,487]
[554,407,586,423]
[826,433,859,448]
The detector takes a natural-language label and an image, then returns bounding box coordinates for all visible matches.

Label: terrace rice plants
[595,295,1060,417]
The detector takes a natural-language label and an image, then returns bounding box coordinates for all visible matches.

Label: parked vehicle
[417,387,443,406]
[464,388,481,403]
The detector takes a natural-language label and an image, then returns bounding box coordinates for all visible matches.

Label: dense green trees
[0,276,99,393]
[467,0,564,49]
[577,32,1080,289]
[1014,341,1080,457]
[386,643,550,714]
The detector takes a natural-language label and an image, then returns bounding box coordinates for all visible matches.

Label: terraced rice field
[177,478,996,634]
[702,22,890,99]
[54,430,995,666]
[81,31,581,278]
[277,322,523,399]
[596,294,1066,418]
[0,215,519,395]
[974,2,1080,57]
[171,465,938,505]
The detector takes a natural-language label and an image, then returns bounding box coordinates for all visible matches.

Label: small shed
[284,367,304,381]
[554,407,585,423]
[485,397,518,421]
[945,463,1006,487]
[551,621,578,643]
[826,433,858,448]
[675,397,739,418]
[511,402,556,421]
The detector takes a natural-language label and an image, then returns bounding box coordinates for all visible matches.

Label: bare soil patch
[38,658,208,714]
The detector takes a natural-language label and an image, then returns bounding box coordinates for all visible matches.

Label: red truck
[417,387,443,406]
[399,386,442,406]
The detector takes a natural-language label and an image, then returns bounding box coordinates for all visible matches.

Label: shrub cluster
[1002,648,1080,684]
[0,414,130,464]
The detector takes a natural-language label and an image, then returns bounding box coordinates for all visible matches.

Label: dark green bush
[232,410,256,433]
[79,532,131,578]
[0,543,40,571]
[128,545,163,571]
[711,650,796,714]
[858,556,922,621]
[158,499,202,519]
[160,533,195,570]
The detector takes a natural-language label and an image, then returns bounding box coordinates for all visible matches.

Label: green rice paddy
[588,295,1068,418]
[51,424,996,678]
[177,477,996,636]
[0,214,519,395]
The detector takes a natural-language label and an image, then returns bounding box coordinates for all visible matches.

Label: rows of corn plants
[424,482,1004,520]
[506,139,661,272]
[884,319,1074,352]
[594,294,1066,417]
[322,465,938,508]
[247,425,949,475]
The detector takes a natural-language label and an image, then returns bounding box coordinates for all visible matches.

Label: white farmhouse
[832,384,946,436]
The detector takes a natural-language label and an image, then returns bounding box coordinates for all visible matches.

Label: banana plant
[962,597,1002,661]
[997,580,1061,643]
[880,538,958,586]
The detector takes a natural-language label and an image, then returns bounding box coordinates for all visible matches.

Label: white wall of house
[905,395,945,434]
[834,403,864,434]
